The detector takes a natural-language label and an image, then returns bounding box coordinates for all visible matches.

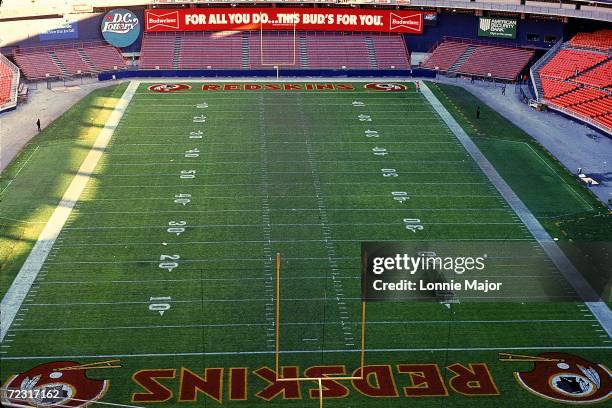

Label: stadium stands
[0,53,20,112]
[139,31,409,70]
[420,41,470,72]
[541,78,577,99]
[539,49,607,80]
[421,39,534,80]
[13,41,125,80]
[535,30,611,132]
[139,32,176,69]
[568,29,612,51]
[574,60,612,88]
[181,32,244,69]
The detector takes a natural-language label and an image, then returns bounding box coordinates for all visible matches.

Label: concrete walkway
[0,79,124,173]
[432,76,612,206]
[421,80,612,338]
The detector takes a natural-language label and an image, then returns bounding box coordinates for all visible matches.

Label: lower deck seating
[421,39,533,81]
[536,33,612,132]
[139,31,409,71]
[13,42,125,80]
[421,41,470,71]
[0,53,19,111]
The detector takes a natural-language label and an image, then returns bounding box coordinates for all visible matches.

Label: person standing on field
[36,118,41,132]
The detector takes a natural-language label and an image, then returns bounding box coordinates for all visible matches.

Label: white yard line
[258,94,277,349]
[0,81,140,342]
[10,319,598,332]
[0,146,39,196]
[420,81,612,338]
[2,345,610,361]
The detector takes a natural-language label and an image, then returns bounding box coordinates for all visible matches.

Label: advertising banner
[478,17,517,39]
[39,21,79,41]
[145,8,423,34]
[101,8,141,47]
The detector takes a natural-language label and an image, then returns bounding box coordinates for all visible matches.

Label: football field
[1,81,610,407]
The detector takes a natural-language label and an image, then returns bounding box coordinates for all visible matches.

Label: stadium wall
[98,68,437,81]
[405,13,565,52]
[0,8,144,53]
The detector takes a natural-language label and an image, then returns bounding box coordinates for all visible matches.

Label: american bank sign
[101,9,141,47]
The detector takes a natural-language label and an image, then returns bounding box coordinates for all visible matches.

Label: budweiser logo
[146,10,180,30]
[389,12,422,32]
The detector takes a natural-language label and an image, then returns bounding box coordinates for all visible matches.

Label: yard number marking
[196,103,208,108]
[352,101,365,107]
[372,147,388,156]
[189,131,203,139]
[185,149,200,158]
[193,115,206,123]
[381,168,398,177]
[358,114,372,122]
[365,130,379,138]
[167,221,186,236]
[403,218,423,232]
[392,191,409,203]
[149,296,172,316]
[159,254,180,272]
[180,170,196,179]
[174,193,191,206]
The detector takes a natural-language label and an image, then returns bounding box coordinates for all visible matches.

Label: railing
[530,39,564,100]
[0,53,20,112]
[439,36,533,50]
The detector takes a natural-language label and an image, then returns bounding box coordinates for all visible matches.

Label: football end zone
[0,80,141,343]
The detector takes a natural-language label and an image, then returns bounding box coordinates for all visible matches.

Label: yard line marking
[79,193,499,201]
[0,145,39,196]
[71,208,512,215]
[421,81,612,338]
[93,170,478,177]
[112,140,453,146]
[0,81,140,342]
[258,94,276,349]
[3,345,611,361]
[301,94,355,348]
[83,182,488,189]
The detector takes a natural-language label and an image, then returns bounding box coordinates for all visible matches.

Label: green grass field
[0,81,610,407]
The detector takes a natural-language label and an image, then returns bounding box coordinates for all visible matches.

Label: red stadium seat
[13,41,125,80]
[0,53,19,112]
[537,31,611,132]
[139,31,409,70]
[421,39,533,81]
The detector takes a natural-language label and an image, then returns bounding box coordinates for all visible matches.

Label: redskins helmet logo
[148,83,191,92]
[1,360,120,407]
[500,352,611,404]
[364,83,407,92]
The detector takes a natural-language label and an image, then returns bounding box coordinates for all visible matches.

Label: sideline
[420,80,612,338]
[0,81,140,342]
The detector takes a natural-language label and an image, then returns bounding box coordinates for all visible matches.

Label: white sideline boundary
[0,81,140,342]
[420,81,612,338]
